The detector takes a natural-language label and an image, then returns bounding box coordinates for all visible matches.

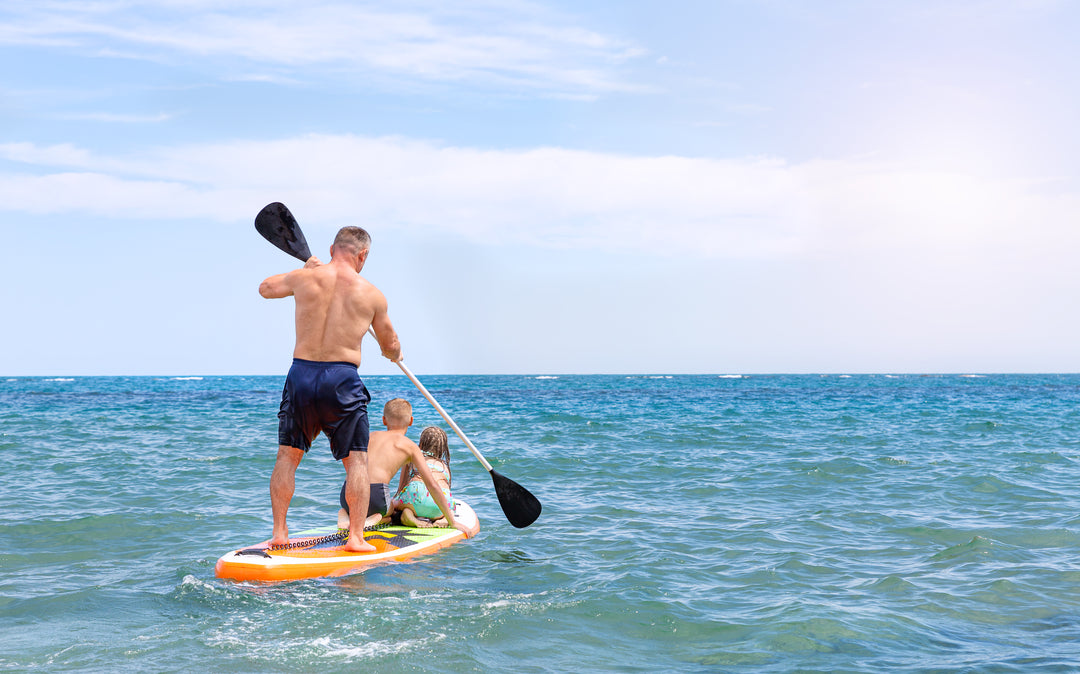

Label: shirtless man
[335,398,469,535]
[259,226,400,552]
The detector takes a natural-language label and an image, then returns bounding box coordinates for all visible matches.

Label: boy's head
[382,398,412,429]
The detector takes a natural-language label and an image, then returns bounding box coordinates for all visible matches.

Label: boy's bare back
[366,429,423,484]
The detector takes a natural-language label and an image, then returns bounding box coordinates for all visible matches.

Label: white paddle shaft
[368,327,493,472]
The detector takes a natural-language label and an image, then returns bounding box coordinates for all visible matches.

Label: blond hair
[382,398,412,429]
[405,426,451,485]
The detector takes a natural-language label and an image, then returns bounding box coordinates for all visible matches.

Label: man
[259,226,400,553]
[335,398,470,535]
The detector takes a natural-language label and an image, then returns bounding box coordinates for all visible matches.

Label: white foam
[44,378,74,382]
[308,635,420,659]
[534,376,559,380]
[718,374,743,379]
[173,376,204,381]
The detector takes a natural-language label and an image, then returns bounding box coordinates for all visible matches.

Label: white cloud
[2,134,1077,264]
[0,0,646,97]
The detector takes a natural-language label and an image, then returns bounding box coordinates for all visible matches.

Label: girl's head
[418,426,450,465]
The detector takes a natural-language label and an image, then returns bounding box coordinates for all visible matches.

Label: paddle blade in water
[491,469,541,528]
[255,202,311,262]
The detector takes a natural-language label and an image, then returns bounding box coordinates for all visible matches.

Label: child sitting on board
[391,426,457,528]
[336,399,466,534]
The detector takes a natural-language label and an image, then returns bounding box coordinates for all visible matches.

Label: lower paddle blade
[490,469,541,528]
[255,202,312,262]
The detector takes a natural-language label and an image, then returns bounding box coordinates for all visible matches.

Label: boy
[337,398,469,535]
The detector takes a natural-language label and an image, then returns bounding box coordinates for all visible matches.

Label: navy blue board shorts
[277,359,371,460]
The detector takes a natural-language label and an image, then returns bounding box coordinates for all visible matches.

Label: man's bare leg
[341,451,376,552]
[270,445,304,546]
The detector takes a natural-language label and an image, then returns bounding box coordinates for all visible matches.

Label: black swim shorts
[339,481,392,517]
[277,358,371,460]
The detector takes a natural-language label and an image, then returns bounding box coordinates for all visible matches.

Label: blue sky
[2,0,1078,376]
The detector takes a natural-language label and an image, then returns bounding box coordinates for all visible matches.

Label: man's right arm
[370,296,402,362]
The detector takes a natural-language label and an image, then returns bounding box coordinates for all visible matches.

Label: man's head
[330,227,372,270]
[382,398,412,430]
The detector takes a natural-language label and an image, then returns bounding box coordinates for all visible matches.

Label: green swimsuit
[394,460,455,519]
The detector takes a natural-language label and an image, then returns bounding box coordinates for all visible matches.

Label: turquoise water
[3,373,1080,672]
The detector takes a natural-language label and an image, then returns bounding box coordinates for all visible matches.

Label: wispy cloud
[0,0,647,98]
[2,134,1076,264]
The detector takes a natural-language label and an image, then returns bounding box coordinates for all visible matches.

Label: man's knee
[274,445,304,467]
[341,450,368,474]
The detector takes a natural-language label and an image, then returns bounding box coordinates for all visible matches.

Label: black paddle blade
[491,469,541,528]
[255,202,312,262]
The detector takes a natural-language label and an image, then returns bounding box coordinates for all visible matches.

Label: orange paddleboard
[215,501,479,582]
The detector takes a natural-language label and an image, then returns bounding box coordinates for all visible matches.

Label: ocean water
[3,373,1080,672]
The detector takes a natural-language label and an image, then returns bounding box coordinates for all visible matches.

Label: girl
[393,426,456,528]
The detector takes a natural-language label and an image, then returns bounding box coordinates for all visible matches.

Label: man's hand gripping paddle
[254,202,542,528]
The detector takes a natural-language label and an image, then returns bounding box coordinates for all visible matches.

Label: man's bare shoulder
[354,273,387,302]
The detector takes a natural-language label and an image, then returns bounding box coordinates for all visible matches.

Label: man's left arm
[259,268,303,299]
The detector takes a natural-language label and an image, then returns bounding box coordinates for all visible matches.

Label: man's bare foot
[270,528,290,546]
[343,534,376,553]
[364,512,385,528]
[401,508,432,528]
[337,508,349,530]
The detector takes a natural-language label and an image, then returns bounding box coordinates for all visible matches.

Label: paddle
[255,202,312,261]
[254,202,542,528]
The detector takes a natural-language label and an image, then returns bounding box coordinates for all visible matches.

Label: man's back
[261,254,397,367]
[291,262,381,365]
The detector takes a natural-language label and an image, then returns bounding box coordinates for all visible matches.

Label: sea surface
[3,373,1080,672]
